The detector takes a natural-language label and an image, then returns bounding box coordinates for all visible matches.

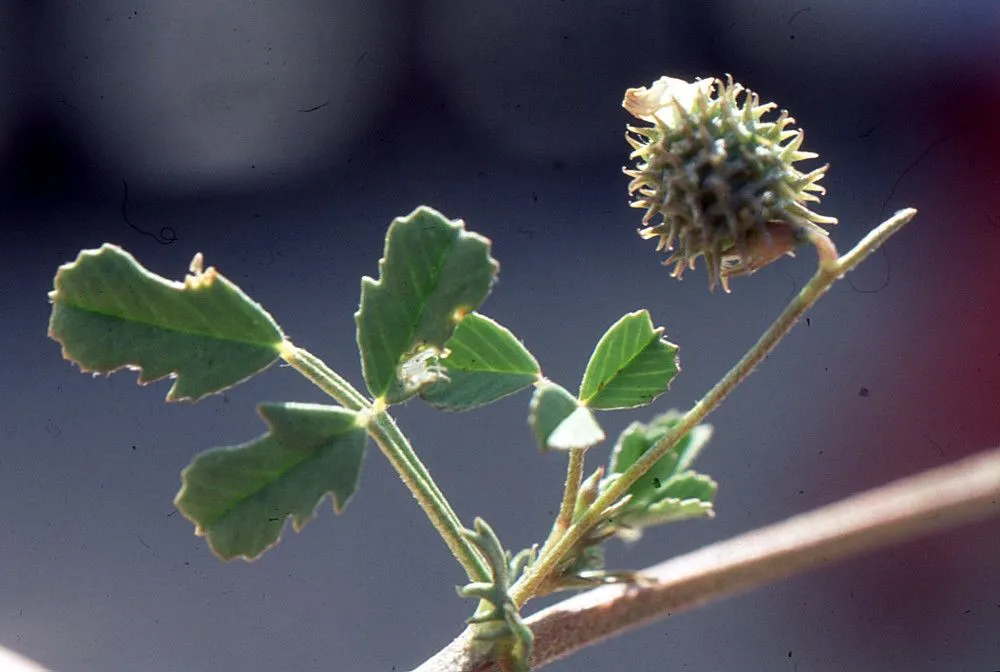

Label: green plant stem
[510,208,918,606]
[278,343,370,411]
[367,412,490,582]
[280,342,489,582]
[541,449,587,551]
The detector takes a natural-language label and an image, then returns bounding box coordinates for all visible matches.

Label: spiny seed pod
[623,75,838,292]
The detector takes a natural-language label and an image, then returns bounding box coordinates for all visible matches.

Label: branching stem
[277,344,369,411]
[415,444,1000,672]
[279,342,489,582]
[510,208,918,606]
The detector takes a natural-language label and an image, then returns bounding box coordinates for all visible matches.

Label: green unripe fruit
[623,75,838,292]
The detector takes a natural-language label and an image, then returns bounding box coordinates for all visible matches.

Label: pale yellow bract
[622,75,715,126]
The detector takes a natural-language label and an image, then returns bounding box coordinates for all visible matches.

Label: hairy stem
[277,343,370,411]
[367,412,490,582]
[280,342,489,582]
[415,444,1000,672]
[541,448,587,554]
[510,208,918,606]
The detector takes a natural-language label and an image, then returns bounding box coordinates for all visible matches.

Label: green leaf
[608,411,713,508]
[620,497,716,532]
[604,412,716,539]
[578,310,679,410]
[529,381,604,451]
[548,408,605,451]
[616,473,718,534]
[656,471,718,503]
[175,402,367,561]
[355,206,499,403]
[420,312,541,411]
[48,244,283,402]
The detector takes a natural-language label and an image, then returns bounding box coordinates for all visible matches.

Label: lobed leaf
[579,310,679,410]
[655,470,718,503]
[529,381,604,451]
[355,206,499,403]
[175,402,367,561]
[48,244,284,401]
[619,498,716,534]
[615,472,718,536]
[421,312,541,411]
[604,411,716,539]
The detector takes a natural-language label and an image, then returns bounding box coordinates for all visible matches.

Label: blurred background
[3,1,1000,670]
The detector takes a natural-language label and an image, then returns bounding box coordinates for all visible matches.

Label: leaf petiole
[280,341,490,582]
[541,448,587,552]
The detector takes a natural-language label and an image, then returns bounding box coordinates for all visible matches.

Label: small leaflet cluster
[457,519,536,672]
[603,411,717,540]
[547,413,717,592]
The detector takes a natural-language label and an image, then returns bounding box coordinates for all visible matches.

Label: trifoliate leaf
[421,312,541,411]
[579,310,679,410]
[48,244,283,401]
[355,206,499,403]
[608,411,713,508]
[529,381,604,451]
[175,402,367,561]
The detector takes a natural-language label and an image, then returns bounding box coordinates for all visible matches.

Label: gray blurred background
[3,1,1000,670]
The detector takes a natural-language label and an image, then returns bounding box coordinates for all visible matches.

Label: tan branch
[414,446,1000,671]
